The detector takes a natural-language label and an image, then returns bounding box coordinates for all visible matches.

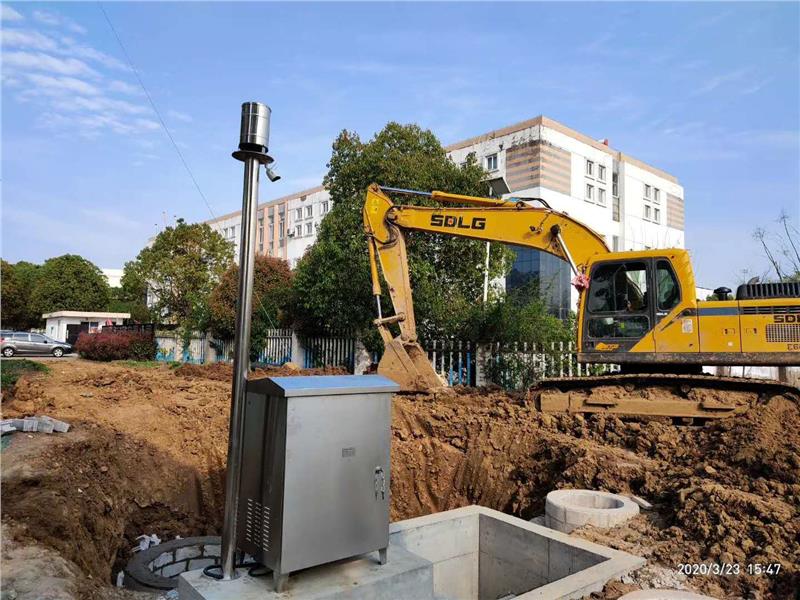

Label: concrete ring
[544,489,639,533]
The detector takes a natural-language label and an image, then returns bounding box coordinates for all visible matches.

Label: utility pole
[219,102,277,581]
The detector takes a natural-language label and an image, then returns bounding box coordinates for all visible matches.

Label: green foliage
[462,282,573,345]
[1,359,49,394]
[289,122,514,344]
[2,260,42,330]
[208,255,293,357]
[123,219,233,336]
[29,255,110,317]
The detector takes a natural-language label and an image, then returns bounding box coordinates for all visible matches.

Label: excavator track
[533,373,799,419]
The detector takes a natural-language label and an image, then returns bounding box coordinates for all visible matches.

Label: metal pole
[220,102,276,581]
[482,241,491,303]
[220,156,260,579]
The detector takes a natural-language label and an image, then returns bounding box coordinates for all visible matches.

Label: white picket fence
[154,330,616,389]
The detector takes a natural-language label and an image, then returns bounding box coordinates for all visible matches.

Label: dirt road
[1,360,797,598]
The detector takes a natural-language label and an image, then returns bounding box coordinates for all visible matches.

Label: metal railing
[301,334,355,371]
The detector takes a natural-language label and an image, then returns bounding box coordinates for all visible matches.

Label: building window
[585,184,594,201]
[485,153,498,171]
[654,207,661,223]
[321,201,329,214]
[305,205,313,218]
[269,223,274,242]
[305,222,313,236]
[295,208,302,220]
[279,222,284,239]
[653,188,661,204]
[294,225,302,237]
[230,225,236,238]
[644,204,652,220]
[644,184,651,199]
[585,160,594,177]
[598,188,606,205]
[612,235,620,252]
[612,196,620,222]
[598,165,606,182]
[612,173,619,197]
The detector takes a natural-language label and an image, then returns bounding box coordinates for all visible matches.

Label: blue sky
[2,1,798,287]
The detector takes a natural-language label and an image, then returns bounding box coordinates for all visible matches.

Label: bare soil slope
[2,362,797,599]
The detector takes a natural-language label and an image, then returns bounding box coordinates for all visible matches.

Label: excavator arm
[363,183,609,392]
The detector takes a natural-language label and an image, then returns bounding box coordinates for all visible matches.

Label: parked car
[1,331,72,357]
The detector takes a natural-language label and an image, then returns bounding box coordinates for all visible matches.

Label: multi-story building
[446,116,685,316]
[204,185,330,268]
[202,115,684,317]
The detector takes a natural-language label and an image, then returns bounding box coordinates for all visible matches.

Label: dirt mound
[173,361,348,381]
[2,361,798,599]
[391,388,799,598]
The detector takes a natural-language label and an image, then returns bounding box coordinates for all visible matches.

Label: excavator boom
[363,183,608,392]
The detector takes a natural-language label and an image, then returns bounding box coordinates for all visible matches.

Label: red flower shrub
[74,331,157,361]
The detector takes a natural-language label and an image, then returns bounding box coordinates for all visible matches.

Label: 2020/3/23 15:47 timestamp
[678,563,782,576]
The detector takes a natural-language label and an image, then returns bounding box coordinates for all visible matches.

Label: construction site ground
[1,359,797,599]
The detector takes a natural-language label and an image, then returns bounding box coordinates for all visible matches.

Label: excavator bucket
[378,338,446,393]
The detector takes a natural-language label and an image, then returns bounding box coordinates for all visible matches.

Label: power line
[100,3,279,331]
[98,2,217,221]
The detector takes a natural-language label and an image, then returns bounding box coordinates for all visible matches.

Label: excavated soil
[2,361,798,599]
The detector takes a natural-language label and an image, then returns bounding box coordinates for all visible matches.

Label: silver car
[1,332,72,358]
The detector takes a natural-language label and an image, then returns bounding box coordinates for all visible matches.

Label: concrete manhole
[124,536,221,591]
[545,489,639,533]
[179,506,645,599]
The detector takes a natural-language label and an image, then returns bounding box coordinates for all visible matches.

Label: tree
[30,255,110,317]
[123,219,233,335]
[208,255,293,356]
[289,123,514,347]
[753,211,800,282]
[2,260,42,330]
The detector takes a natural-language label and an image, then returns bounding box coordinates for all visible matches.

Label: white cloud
[60,95,150,116]
[32,9,87,35]
[167,109,192,123]
[59,36,128,71]
[23,73,101,96]
[2,15,159,141]
[3,50,98,77]
[1,5,24,22]
[2,28,59,52]
[109,80,141,95]
[691,68,749,96]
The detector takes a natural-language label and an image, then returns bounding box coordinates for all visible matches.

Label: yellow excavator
[363,184,800,418]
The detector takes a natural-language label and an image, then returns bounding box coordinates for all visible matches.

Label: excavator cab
[579,253,694,364]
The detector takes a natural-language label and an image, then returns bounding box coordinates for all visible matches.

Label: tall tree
[30,255,110,317]
[208,255,293,356]
[289,122,513,346]
[123,219,233,335]
[2,260,43,330]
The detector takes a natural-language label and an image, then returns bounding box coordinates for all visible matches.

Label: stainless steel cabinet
[237,375,399,591]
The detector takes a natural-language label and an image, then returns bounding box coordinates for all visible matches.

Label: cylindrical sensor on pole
[239,102,271,153]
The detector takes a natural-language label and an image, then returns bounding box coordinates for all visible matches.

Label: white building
[285,186,331,268]
[43,311,130,344]
[101,268,124,288]
[446,116,684,315]
[200,115,684,316]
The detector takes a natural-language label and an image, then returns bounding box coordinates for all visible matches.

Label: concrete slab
[178,545,432,600]
[180,505,644,600]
